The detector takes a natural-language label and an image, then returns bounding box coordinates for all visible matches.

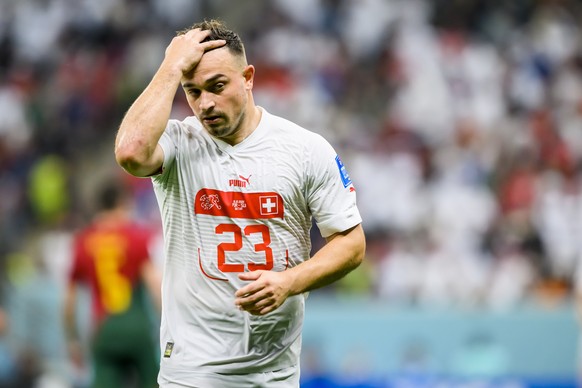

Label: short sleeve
[306,135,362,238]
[155,119,182,177]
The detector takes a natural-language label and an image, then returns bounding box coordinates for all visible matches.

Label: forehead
[184,47,242,84]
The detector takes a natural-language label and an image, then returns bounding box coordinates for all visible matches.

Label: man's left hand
[235,271,291,315]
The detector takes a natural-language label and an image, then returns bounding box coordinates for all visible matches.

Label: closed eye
[186,88,201,98]
[183,77,227,97]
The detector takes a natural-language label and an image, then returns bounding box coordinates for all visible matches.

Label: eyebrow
[182,74,227,89]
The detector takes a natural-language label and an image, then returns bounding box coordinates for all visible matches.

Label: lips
[203,115,222,125]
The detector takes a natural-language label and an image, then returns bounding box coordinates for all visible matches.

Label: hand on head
[164,28,226,75]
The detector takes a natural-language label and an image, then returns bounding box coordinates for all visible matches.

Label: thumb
[238,270,263,281]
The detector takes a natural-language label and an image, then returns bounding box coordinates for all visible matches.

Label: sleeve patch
[335,155,352,188]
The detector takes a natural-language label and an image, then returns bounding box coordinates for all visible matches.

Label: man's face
[181,47,252,142]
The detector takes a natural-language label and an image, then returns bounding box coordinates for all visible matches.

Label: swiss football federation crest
[200,193,221,210]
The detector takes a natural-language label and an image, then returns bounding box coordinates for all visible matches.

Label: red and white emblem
[259,195,279,216]
[200,194,221,210]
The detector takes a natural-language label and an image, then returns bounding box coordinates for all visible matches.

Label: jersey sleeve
[306,135,362,238]
[156,119,182,176]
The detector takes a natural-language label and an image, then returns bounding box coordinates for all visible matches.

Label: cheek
[221,94,244,115]
[233,90,248,109]
[185,98,200,115]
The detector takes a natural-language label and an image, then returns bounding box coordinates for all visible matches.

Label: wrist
[285,266,303,296]
[157,60,185,84]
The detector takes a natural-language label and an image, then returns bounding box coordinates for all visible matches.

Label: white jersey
[152,107,361,383]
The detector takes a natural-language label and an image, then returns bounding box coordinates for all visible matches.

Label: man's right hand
[163,28,226,76]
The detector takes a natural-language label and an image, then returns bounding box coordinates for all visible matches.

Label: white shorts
[158,366,300,388]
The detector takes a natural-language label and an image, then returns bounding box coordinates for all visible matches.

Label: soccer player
[114,19,365,387]
[64,182,161,388]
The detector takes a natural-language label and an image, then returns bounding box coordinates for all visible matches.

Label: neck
[246,105,262,138]
[95,207,129,226]
[227,104,262,146]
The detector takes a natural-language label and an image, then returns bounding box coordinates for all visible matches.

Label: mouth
[202,115,223,125]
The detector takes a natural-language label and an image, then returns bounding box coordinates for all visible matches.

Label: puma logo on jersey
[229,174,251,188]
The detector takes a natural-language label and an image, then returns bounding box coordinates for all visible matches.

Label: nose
[199,91,215,112]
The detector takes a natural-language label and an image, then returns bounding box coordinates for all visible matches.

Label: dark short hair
[178,19,245,57]
[96,182,126,212]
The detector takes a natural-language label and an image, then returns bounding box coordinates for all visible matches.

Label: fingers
[235,290,274,316]
[236,289,269,309]
[234,277,262,300]
[238,270,262,283]
[202,39,227,51]
[183,28,226,51]
[234,272,273,315]
[165,28,227,73]
[182,27,210,40]
[235,271,289,315]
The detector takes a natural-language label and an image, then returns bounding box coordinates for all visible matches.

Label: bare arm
[235,224,366,315]
[63,283,85,369]
[63,283,78,341]
[115,29,225,177]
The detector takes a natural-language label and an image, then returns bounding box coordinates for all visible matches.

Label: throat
[222,106,262,146]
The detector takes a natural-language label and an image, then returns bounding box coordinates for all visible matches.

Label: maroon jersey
[69,220,153,323]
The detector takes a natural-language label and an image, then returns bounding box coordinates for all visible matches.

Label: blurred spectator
[27,154,71,226]
[375,231,424,304]
[4,250,68,387]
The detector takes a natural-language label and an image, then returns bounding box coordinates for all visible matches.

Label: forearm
[115,62,182,176]
[116,30,227,176]
[287,224,365,295]
[234,224,365,315]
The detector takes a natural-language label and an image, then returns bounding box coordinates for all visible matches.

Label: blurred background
[0,0,581,387]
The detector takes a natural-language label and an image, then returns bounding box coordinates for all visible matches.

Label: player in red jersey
[64,181,161,388]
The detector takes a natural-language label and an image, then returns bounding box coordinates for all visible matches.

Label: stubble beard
[208,109,246,143]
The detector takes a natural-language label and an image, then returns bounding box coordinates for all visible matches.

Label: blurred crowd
[1,0,582,385]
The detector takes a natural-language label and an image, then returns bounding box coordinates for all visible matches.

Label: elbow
[351,243,365,270]
[332,223,366,272]
[114,143,151,177]
[337,241,364,282]
[115,145,138,171]
[352,227,366,269]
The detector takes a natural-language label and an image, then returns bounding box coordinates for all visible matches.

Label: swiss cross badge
[259,195,278,216]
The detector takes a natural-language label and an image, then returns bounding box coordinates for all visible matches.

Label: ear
[243,65,255,90]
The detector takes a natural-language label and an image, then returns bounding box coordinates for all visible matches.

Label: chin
[209,126,234,139]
